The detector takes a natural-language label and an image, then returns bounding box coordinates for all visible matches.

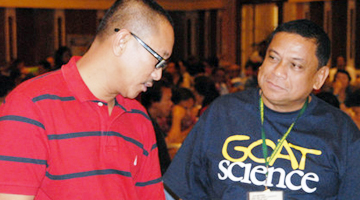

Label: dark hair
[96,0,173,39]
[0,75,15,98]
[171,87,195,105]
[316,91,340,108]
[39,60,51,70]
[207,55,219,68]
[345,89,360,107]
[8,59,23,82]
[211,67,226,76]
[268,19,331,68]
[194,76,220,107]
[245,60,261,72]
[54,46,72,70]
[141,80,171,109]
[160,71,174,86]
[334,69,351,82]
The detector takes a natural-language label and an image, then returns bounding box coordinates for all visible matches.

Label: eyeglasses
[114,28,167,70]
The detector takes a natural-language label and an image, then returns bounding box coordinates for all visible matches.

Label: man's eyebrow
[269,49,305,62]
[268,49,279,56]
[292,57,305,62]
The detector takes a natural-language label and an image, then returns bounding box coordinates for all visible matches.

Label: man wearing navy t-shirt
[163,19,360,199]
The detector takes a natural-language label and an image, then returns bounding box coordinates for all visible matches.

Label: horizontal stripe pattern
[32,94,75,102]
[0,155,47,165]
[0,115,45,129]
[151,143,157,151]
[135,177,162,187]
[48,131,149,156]
[46,169,132,180]
[48,131,102,140]
[115,102,150,121]
[107,131,149,155]
[115,103,127,111]
[127,109,151,120]
[0,59,163,198]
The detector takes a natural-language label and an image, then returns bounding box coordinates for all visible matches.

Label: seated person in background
[328,55,357,85]
[0,75,15,105]
[37,60,52,75]
[345,89,360,129]
[7,59,26,86]
[166,87,197,159]
[226,63,244,93]
[331,69,356,111]
[54,46,72,70]
[177,60,193,89]
[165,61,186,88]
[243,60,261,90]
[141,80,173,175]
[193,75,220,116]
[212,67,230,95]
[315,91,340,108]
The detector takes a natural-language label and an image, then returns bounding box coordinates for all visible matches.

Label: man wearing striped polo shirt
[0,0,174,199]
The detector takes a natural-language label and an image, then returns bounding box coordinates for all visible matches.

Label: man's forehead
[273,32,317,43]
[269,33,317,54]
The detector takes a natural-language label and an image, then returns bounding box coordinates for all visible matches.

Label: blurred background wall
[0,0,358,74]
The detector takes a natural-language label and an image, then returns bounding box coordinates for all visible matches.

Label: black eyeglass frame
[114,28,167,69]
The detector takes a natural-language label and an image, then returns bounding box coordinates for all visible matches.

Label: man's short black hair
[0,75,15,98]
[345,89,360,107]
[171,87,195,105]
[316,91,340,108]
[97,0,173,39]
[334,69,351,82]
[268,19,331,68]
[141,80,171,109]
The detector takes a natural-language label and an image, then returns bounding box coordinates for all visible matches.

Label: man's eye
[268,55,278,61]
[292,63,303,69]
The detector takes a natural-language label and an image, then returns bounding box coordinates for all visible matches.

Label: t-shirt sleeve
[163,115,209,200]
[336,120,360,199]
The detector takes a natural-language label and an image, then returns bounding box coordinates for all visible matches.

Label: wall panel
[0,9,5,66]
[65,9,97,56]
[356,1,360,69]
[15,9,54,66]
[331,0,347,67]
[16,8,36,65]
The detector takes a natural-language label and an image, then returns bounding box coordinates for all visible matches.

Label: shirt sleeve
[163,115,209,200]
[0,91,48,195]
[336,120,360,199]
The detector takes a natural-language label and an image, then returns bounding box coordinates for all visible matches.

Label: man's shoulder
[215,89,258,105]
[117,95,148,113]
[9,70,65,98]
[312,95,356,125]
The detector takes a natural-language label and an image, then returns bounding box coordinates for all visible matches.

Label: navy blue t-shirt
[163,88,360,200]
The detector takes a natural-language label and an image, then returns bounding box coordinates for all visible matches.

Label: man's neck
[261,95,310,113]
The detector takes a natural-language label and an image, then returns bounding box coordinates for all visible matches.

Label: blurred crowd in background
[1,43,360,163]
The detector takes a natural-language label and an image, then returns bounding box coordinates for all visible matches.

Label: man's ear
[313,66,329,90]
[113,29,131,57]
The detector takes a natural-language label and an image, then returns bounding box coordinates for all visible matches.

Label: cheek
[135,67,153,80]
[257,68,265,82]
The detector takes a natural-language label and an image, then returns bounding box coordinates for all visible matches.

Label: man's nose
[273,61,287,79]
[152,68,163,81]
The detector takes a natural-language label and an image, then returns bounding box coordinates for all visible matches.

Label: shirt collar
[62,56,101,103]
